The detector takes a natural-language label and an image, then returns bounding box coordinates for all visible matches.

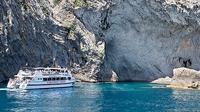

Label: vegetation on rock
[74,0,88,8]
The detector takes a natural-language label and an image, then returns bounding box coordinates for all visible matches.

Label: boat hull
[21,82,75,90]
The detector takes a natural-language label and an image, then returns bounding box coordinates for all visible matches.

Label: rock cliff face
[76,0,200,81]
[1,0,200,82]
[0,0,105,82]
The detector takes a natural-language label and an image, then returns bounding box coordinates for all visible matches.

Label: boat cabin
[43,77,71,81]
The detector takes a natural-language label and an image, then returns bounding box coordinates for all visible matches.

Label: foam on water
[0,88,9,91]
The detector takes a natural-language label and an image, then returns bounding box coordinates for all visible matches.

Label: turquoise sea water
[0,82,200,112]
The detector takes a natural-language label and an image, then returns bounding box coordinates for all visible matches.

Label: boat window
[56,77,60,80]
[52,78,56,80]
[43,78,47,81]
[48,78,51,81]
[25,77,32,80]
[68,77,71,80]
[60,77,66,80]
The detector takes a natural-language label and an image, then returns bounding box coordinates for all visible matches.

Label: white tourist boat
[7,67,75,90]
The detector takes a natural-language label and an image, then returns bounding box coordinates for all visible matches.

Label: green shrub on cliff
[18,0,30,11]
[53,0,62,5]
[41,6,49,16]
[74,0,88,8]
[68,23,77,38]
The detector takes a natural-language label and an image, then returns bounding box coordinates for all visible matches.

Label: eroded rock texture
[1,0,200,82]
[76,0,200,81]
[0,0,105,82]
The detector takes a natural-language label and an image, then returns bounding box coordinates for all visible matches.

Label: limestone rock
[168,67,200,89]
[110,71,118,82]
[151,76,172,85]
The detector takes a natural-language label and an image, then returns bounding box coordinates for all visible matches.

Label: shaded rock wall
[76,0,200,81]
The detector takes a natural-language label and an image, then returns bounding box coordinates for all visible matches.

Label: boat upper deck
[21,67,69,72]
[16,67,71,77]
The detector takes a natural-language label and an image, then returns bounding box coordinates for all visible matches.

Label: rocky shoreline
[152,67,200,89]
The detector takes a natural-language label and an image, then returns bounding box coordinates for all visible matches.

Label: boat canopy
[33,67,67,72]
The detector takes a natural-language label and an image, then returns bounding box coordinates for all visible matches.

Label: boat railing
[41,72,69,76]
